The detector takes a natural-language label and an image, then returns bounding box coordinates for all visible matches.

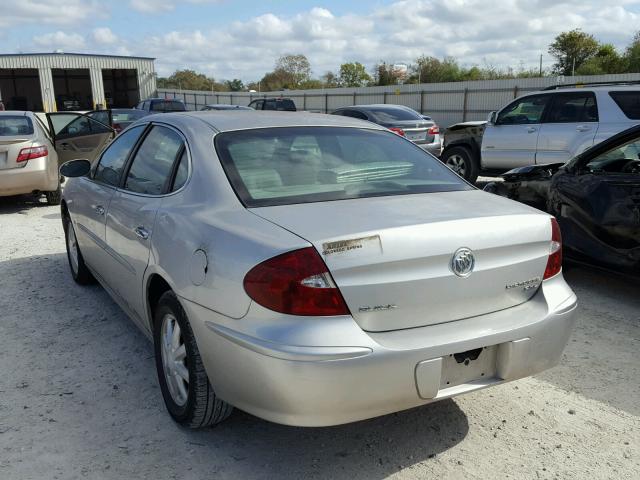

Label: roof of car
[0,111,31,116]
[173,110,384,132]
[535,85,640,94]
[339,104,414,111]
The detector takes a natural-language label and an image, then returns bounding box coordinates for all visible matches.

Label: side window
[171,150,189,191]
[609,91,640,120]
[583,137,640,174]
[50,113,112,139]
[497,95,550,125]
[264,100,277,111]
[545,93,598,123]
[94,125,145,187]
[124,126,183,195]
[249,100,263,110]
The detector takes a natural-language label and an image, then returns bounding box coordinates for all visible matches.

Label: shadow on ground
[1,253,470,479]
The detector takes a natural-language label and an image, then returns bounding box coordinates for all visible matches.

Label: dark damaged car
[485,124,640,276]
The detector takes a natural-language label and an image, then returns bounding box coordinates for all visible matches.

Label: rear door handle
[134,226,150,240]
[94,205,105,216]
[526,127,537,133]
[576,125,592,132]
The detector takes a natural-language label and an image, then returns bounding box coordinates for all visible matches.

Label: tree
[225,79,245,91]
[548,29,600,75]
[275,54,311,87]
[625,31,640,73]
[410,56,463,83]
[156,69,227,91]
[322,71,340,88]
[339,62,371,87]
[577,44,627,75]
[373,62,400,86]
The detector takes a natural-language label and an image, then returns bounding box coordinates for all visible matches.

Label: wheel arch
[146,272,174,330]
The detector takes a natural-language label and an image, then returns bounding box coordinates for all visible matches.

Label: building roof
[0,52,155,61]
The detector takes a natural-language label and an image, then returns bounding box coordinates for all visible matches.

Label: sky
[1,0,639,82]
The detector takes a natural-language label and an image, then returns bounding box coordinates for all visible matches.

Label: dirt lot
[1,197,638,480]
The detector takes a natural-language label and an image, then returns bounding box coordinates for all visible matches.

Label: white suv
[481,85,640,170]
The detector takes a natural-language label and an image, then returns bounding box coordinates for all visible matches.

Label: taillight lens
[428,125,440,135]
[388,127,405,136]
[243,247,350,316]
[17,146,48,163]
[543,218,563,280]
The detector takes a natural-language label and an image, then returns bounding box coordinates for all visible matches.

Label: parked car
[441,82,640,183]
[0,111,113,204]
[331,104,442,157]
[136,98,187,113]
[485,124,640,277]
[248,97,296,111]
[201,104,252,111]
[59,111,576,428]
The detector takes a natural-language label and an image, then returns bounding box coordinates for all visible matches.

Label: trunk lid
[384,120,434,145]
[251,190,553,332]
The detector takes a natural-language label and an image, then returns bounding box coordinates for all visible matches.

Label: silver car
[0,110,113,204]
[60,111,577,428]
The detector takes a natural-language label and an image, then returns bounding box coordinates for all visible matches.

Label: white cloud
[93,27,118,45]
[32,31,85,50]
[129,0,222,13]
[0,0,103,27]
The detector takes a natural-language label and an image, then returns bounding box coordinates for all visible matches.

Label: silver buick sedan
[60,111,577,428]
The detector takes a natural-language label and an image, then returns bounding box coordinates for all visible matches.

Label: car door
[70,125,147,279]
[46,112,115,165]
[249,100,263,110]
[550,133,640,273]
[536,92,599,164]
[481,94,551,169]
[103,124,186,326]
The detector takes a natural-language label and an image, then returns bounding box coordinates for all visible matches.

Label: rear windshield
[215,127,470,207]
[0,116,34,136]
[113,110,146,122]
[609,91,640,120]
[367,107,421,122]
[151,100,186,112]
[264,99,296,111]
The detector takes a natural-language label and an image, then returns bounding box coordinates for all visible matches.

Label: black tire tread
[155,291,232,428]
[64,215,95,285]
[46,188,62,205]
[443,145,479,184]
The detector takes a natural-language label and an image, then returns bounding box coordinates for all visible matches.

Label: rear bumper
[183,274,577,427]
[0,157,58,197]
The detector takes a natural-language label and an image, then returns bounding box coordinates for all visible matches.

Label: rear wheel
[154,291,233,428]
[45,187,61,205]
[64,215,94,285]
[442,146,479,184]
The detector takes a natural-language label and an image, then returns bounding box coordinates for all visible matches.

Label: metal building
[0,52,156,112]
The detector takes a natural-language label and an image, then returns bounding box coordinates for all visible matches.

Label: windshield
[215,127,470,207]
[367,107,422,122]
[151,100,186,112]
[0,116,34,136]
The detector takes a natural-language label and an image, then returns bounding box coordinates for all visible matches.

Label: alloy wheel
[160,313,189,406]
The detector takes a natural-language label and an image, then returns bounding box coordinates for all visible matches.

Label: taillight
[388,127,405,136]
[113,123,123,133]
[543,218,562,280]
[428,125,440,135]
[243,247,350,316]
[17,146,48,163]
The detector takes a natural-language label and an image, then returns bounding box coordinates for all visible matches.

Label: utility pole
[572,57,576,77]
[539,54,543,76]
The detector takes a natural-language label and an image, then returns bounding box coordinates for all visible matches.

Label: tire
[442,146,479,184]
[45,187,61,205]
[64,215,95,285]
[154,291,233,428]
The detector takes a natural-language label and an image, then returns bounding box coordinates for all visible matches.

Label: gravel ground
[0,196,638,480]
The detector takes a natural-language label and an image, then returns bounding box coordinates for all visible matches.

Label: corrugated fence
[158,73,640,127]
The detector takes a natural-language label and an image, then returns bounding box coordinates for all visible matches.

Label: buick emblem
[450,248,475,277]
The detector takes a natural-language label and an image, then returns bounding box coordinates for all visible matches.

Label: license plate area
[406,131,425,142]
[440,345,497,389]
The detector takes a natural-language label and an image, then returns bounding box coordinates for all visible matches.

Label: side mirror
[487,111,497,125]
[60,159,91,178]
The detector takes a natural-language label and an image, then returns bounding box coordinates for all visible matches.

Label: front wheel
[154,291,233,428]
[442,146,479,184]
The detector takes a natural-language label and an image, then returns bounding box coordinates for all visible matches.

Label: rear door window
[341,110,368,120]
[124,126,184,195]
[609,91,640,120]
[545,93,598,123]
[94,125,145,187]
